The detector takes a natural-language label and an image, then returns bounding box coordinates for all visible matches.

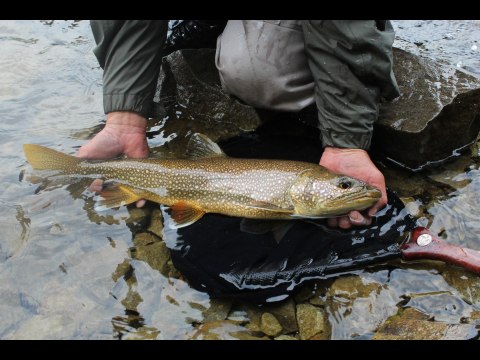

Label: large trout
[23,133,381,228]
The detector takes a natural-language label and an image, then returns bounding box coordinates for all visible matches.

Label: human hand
[77,111,149,208]
[319,146,387,229]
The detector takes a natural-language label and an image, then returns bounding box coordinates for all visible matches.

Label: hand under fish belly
[23,133,381,228]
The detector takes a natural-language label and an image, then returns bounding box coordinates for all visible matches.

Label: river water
[0,20,479,339]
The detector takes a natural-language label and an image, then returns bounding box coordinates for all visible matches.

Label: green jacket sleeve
[90,20,168,118]
[301,20,400,149]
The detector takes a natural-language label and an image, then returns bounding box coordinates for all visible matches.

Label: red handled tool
[402,227,480,274]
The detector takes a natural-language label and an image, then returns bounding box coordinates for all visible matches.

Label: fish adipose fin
[95,184,142,211]
[169,201,205,228]
[186,133,226,159]
[23,144,81,171]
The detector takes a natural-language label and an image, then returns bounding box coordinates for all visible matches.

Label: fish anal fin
[95,184,142,211]
[186,133,226,159]
[169,201,205,228]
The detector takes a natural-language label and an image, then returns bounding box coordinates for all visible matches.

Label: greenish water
[0,20,479,339]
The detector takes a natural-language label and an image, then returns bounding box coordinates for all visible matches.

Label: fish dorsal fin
[168,201,205,228]
[186,133,226,159]
[94,183,142,211]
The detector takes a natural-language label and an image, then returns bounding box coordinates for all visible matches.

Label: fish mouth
[343,188,381,202]
[326,188,381,213]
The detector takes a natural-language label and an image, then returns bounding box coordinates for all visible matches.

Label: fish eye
[338,179,352,190]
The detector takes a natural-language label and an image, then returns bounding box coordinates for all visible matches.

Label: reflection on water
[429,169,480,249]
[0,20,479,339]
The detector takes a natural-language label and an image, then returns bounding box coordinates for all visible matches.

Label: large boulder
[374,47,480,170]
[153,48,263,144]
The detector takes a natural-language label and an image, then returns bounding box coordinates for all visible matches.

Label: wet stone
[111,260,132,282]
[202,298,233,323]
[192,320,268,340]
[296,304,325,340]
[327,275,382,301]
[121,289,142,313]
[441,266,480,305]
[374,314,477,340]
[309,280,334,307]
[382,163,448,199]
[132,232,171,275]
[373,307,476,340]
[374,47,480,171]
[147,207,164,238]
[153,48,263,144]
[401,197,424,218]
[468,310,480,326]
[293,284,315,303]
[125,207,150,226]
[266,298,298,334]
[426,160,473,190]
[123,326,160,340]
[132,232,160,246]
[260,312,282,337]
[399,307,431,321]
[49,223,66,236]
[274,335,298,340]
[241,303,263,332]
[226,309,250,324]
[470,310,480,320]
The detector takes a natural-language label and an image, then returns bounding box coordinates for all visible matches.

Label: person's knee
[215,20,315,111]
[217,52,315,111]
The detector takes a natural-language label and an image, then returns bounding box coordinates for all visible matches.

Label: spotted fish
[23,133,381,228]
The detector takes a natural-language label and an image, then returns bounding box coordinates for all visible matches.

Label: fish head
[289,169,382,218]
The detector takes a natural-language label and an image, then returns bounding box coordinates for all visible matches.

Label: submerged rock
[202,298,233,323]
[327,275,383,301]
[192,320,268,340]
[146,207,164,238]
[441,266,480,305]
[373,307,477,340]
[274,334,298,340]
[153,48,263,146]
[296,304,325,340]
[132,232,172,276]
[240,299,298,335]
[375,47,480,171]
[260,312,283,337]
[266,298,298,334]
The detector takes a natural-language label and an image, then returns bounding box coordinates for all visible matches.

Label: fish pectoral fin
[289,214,329,219]
[245,200,294,214]
[240,219,294,244]
[186,133,226,159]
[94,184,142,211]
[168,201,205,228]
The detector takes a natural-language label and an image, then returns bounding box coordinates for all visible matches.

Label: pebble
[296,304,325,340]
[260,312,282,337]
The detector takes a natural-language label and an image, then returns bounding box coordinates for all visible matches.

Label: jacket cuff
[320,130,372,150]
[103,94,153,119]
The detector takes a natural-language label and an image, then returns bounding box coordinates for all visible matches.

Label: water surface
[0,20,479,339]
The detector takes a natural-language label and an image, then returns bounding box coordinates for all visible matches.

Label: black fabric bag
[164,120,416,304]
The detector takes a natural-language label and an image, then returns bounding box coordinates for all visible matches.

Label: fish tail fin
[23,144,81,171]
